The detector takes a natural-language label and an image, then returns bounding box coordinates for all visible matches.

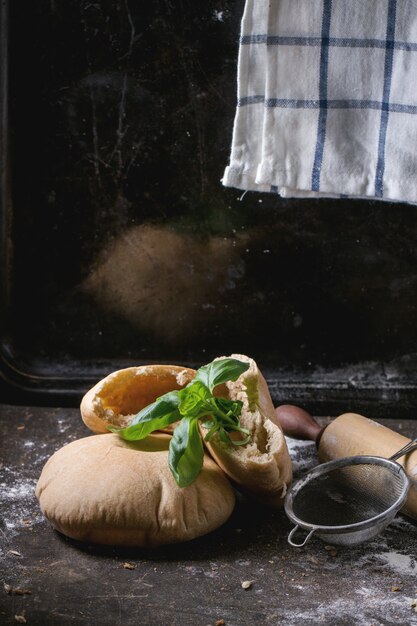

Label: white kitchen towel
[222,0,417,203]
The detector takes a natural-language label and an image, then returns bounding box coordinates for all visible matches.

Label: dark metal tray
[2,0,417,415]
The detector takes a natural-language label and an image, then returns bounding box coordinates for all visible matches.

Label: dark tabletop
[1,405,417,626]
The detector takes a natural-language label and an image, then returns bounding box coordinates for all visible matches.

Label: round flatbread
[36,434,235,547]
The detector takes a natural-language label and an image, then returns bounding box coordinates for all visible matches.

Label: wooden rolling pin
[275,405,417,521]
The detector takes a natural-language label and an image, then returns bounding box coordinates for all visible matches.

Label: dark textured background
[2,0,417,414]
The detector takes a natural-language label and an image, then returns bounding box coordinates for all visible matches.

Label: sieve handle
[287,525,316,548]
[390,437,417,461]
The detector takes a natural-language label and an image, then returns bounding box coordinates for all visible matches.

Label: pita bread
[36,434,235,547]
[201,354,293,507]
[80,356,293,507]
[80,364,195,433]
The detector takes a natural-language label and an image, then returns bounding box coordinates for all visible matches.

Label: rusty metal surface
[1,405,417,625]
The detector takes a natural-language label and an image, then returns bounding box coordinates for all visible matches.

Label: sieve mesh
[291,462,406,527]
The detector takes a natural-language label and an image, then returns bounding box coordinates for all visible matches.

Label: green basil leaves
[194,358,250,391]
[108,391,181,441]
[168,417,204,487]
[110,358,251,487]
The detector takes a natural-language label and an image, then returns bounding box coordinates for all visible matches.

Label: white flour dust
[390,515,417,531]
[268,585,417,626]
[285,436,318,476]
[2,478,36,500]
[379,551,417,576]
[279,589,415,626]
[0,467,44,540]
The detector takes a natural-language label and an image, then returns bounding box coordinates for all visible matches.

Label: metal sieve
[284,438,417,547]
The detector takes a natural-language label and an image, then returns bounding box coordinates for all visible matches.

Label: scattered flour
[285,436,318,476]
[57,417,74,434]
[0,468,44,540]
[390,515,417,530]
[278,590,415,626]
[379,551,417,576]
[0,418,78,547]
[1,478,36,499]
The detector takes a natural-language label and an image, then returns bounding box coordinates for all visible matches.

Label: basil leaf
[130,390,180,426]
[108,409,181,441]
[168,418,204,487]
[108,390,180,441]
[202,419,220,441]
[194,358,250,391]
[215,397,243,418]
[110,356,254,487]
[178,381,211,417]
[219,427,231,444]
[231,433,252,446]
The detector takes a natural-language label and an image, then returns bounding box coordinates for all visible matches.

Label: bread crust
[36,435,235,547]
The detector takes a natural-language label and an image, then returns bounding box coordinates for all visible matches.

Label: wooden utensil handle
[275,404,324,444]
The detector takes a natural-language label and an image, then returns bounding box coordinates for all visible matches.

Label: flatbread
[36,434,235,547]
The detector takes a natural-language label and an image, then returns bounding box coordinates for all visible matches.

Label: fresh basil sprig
[109,358,251,487]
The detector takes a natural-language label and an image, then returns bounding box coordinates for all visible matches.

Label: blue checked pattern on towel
[222,0,417,204]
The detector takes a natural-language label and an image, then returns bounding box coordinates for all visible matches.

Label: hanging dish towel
[223,0,417,203]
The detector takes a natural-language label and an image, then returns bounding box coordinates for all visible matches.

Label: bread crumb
[307,555,320,565]
[176,369,194,386]
[14,615,26,624]
[241,580,253,589]
[122,562,136,570]
[391,586,401,592]
[215,620,225,626]
[7,550,23,557]
[4,584,32,596]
